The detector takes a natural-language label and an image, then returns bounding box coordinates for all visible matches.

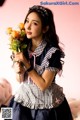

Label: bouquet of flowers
[6,23,27,53]
[6,23,28,82]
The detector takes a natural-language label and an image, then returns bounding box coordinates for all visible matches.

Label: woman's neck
[31,38,42,51]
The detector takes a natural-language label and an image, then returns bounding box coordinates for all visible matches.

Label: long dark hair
[24,5,65,70]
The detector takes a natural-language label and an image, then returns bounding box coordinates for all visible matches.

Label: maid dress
[8,40,73,120]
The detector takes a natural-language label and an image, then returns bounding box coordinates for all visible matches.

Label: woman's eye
[33,22,38,26]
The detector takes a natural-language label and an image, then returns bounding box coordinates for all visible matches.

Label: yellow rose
[6,27,12,34]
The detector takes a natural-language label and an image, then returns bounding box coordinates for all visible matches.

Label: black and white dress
[8,40,73,120]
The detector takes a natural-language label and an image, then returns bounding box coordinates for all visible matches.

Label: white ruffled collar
[28,40,47,57]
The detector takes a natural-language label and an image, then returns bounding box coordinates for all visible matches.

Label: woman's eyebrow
[32,20,39,23]
[26,18,40,23]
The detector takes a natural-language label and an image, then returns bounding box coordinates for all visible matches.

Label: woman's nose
[27,23,31,30]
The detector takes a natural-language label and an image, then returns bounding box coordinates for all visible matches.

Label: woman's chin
[27,35,32,39]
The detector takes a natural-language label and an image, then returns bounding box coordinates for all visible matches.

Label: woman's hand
[12,52,25,73]
[13,61,25,74]
[12,52,30,83]
[13,61,26,83]
[14,52,31,70]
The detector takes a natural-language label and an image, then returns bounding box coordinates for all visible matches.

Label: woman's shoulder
[44,43,58,54]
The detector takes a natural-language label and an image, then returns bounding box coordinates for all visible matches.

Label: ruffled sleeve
[45,48,62,72]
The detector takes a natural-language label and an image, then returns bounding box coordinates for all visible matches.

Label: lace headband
[29,5,48,17]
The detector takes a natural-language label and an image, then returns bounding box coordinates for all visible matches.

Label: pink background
[0,0,80,99]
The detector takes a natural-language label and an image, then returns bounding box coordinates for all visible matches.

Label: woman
[9,5,73,120]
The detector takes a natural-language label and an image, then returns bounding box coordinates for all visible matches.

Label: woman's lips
[27,32,32,35]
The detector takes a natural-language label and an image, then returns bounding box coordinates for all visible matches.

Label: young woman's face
[24,12,43,40]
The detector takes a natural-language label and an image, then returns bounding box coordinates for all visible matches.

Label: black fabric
[48,50,62,69]
[0,105,7,112]
[35,44,62,70]
[8,97,73,120]
[53,98,73,120]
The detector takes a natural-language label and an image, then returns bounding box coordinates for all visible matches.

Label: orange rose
[18,23,25,30]
[11,30,20,38]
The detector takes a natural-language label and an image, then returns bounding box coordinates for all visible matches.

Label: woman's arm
[14,52,56,90]
[28,69,56,91]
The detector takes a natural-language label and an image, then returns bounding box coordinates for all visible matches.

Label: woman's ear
[43,26,49,33]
